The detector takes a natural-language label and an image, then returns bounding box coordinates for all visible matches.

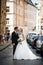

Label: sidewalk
[0,40,11,51]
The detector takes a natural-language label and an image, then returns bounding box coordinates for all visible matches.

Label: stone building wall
[39,0,43,35]
[0,0,1,33]
[6,0,27,34]
[0,0,39,35]
[1,0,6,34]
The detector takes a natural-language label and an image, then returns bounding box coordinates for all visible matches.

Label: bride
[14,28,41,60]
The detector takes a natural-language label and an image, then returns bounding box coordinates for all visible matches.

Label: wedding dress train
[14,40,41,60]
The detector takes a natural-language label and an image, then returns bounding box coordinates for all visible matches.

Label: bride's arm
[22,33,25,41]
[18,34,25,42]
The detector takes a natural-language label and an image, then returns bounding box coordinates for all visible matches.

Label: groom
[11,26,19,59]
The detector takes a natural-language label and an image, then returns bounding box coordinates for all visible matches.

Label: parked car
[36,36,43,52]
[31,35,38,48]
[40,44,43,56]
[26,32,36,45]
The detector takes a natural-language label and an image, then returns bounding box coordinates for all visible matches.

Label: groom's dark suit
[11,31,19,55]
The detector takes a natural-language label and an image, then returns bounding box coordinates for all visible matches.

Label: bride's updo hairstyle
[20,28,23,33]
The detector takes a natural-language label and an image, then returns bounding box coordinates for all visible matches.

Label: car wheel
[40,44,43,57]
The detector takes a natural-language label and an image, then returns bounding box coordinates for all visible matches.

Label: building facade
[39,0,43,35]
[0,0,6,34]
[0,0,40,35]
[6,0,27,34]
[1,0,6,34]
[0,0,1,33]
[6,0,39,35]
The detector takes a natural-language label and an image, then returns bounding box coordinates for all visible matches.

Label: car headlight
[31,38,33,42]
[36,40,42,48]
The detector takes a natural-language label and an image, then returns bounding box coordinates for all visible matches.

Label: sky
[31,0,41,8]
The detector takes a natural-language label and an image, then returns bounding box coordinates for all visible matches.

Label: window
[6,18,9,24]
[41,26,43,30]
[41,18,43,23]
[6,6,9,12]
[6,2,14,13]
[5,27,8,30]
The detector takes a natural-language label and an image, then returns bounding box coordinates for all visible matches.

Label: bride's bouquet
[17,38,22,42]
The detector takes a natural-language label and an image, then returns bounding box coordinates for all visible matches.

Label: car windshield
[28,33,36,36]
[38,36,43,41]
[31,35,38,40]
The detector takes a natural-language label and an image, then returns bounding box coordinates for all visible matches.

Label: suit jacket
[11,31,19,45]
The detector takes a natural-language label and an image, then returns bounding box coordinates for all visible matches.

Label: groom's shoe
[13,58,17,60]
[13,57,17,60]
[13,58,14,60]
[21,59,24,60]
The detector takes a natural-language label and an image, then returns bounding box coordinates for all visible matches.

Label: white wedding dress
[14,35,41,60]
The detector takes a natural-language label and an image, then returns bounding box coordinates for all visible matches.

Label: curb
[0,43,11,52]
